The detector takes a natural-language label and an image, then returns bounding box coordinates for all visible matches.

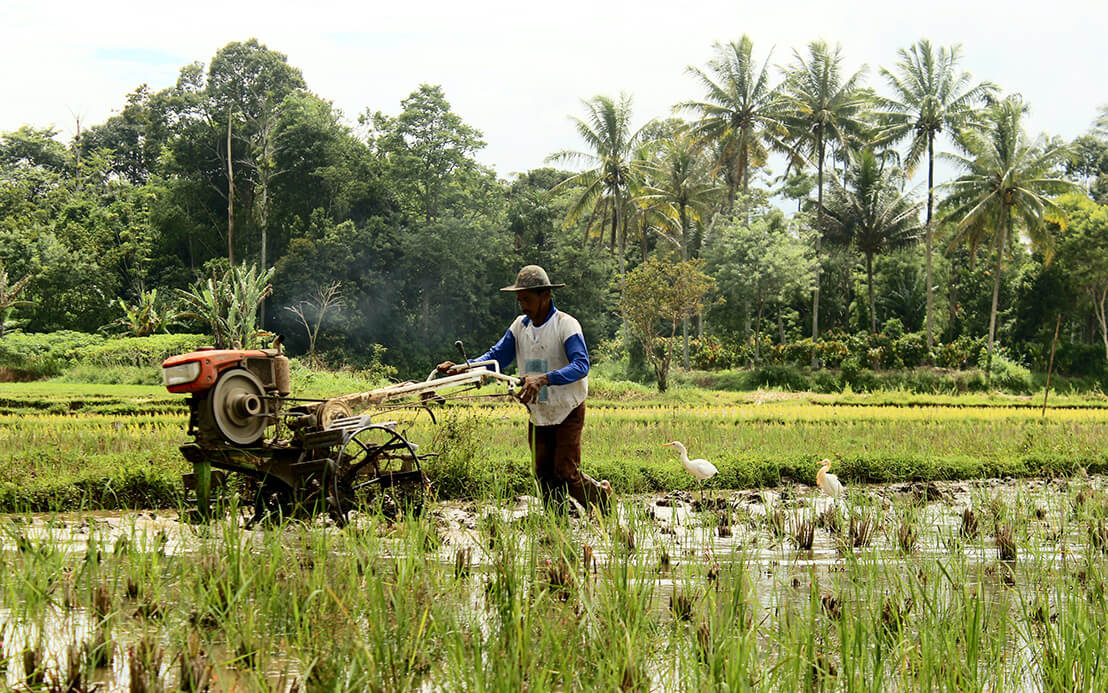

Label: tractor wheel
[332,424,428,524]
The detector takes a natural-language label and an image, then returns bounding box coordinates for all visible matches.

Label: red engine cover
[162,348,267,393]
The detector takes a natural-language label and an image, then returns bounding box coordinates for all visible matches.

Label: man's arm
[546,333,590,385]
[470,328,517,373]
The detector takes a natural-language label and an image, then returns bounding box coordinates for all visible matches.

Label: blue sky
[2,0,1105,181]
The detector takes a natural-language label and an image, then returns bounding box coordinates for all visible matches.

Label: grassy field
[4,377,1108,689]
[2,377,1108,511]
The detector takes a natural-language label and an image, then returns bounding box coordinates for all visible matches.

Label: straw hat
[499,265,565,292]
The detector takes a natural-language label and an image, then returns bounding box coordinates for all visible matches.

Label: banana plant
[177,263,274,348]
[112,289,183,337]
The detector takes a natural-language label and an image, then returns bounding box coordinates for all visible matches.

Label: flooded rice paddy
[3,474,1108,691]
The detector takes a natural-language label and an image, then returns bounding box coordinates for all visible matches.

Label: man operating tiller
[437,265,612,515]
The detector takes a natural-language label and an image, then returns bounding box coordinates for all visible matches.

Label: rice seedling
[818,505,841,534]
[1090,520,1108,554]
[45,641,97,693]
[897,520,918,554]
[128,633,165,693]
[658,548,672,573]
[961,507,979,538]
[765,508,788,540]
[996,523,1019,562]
[670,590,697,622]
[849,513,877,549]
[791,514,815,550]
[22,640,45,688]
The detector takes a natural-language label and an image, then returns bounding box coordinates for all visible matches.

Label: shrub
[781,339,815,366]
[810,370,842,394]
[894,332,928,368]
[749,364,809,391]
[882,317,906,340]
[72,334,210,368]
[815,335,852,368]
[935,335,983,370]
[840,356,862,387]
[988,354,1033,393]
[0,331,105,378]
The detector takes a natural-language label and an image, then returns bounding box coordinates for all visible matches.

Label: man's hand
[517,373,549,404]
[435,360,456,374]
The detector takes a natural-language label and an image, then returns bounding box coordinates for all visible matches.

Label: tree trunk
[743,297,752,368]
[680,202,690,369]
[421,277,432,339]
[724,145,739,216]
[740,143,752,225]
[811,136,824,368]
[867,253,876,334]
[1091,285,1108,361]
[73,115,82,191]
[616,197,626,277]
[754,298,765,366]
[985,212,1009,380]
[777,305,786,344]
[259,178,269,326]
[656,324,680,393]
[924,136,935,355]
[610,192,618,253]
[226,111,235,265]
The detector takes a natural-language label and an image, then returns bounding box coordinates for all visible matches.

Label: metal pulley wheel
[316,399,353,428]
[209,368,269,444]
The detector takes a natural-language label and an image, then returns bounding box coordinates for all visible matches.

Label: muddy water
[0,475,1101,691]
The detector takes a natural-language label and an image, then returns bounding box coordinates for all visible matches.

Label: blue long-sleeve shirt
[470,304,590,385]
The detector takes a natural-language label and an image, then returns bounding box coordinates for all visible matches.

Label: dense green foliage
[2,37,1106,388]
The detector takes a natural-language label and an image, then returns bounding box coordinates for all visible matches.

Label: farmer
[436,265,612,515]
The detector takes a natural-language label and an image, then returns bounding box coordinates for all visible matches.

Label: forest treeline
[2,37,1107,382]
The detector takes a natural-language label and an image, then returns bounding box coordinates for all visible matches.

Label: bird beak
[662,443,674,447]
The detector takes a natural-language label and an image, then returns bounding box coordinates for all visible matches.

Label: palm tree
[824,150,924,333]
[780,41,870,355]
[877,40,996,352]
[638,131,721,260]
[1094,104,1108,138]
[941,96,1079,375]
[548,94,649,275]
[679,36,785,214]
[637,130,721,367]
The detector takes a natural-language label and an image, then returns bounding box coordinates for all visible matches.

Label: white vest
[510,311,588,426]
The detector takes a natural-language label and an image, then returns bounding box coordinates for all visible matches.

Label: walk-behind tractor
[162,341,518,525]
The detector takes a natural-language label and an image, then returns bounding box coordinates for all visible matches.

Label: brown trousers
[528,403,608,513]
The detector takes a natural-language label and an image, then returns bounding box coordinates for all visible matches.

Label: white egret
[663,441,718,504]
[816,458,844,501]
